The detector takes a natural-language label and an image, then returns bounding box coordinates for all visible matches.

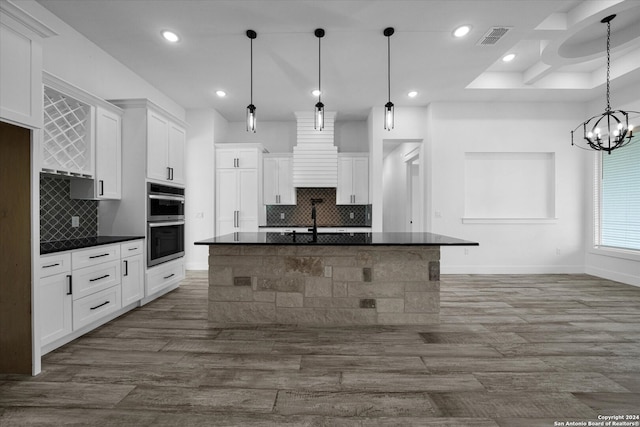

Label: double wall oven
[147,183,185,267]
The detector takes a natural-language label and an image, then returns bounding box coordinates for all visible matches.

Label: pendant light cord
[318,35,322,103]
[387,34,391,103]
[250,37,253,105]
[606,19,611,112]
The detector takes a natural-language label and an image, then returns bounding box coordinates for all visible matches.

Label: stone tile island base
[208,245,440,325]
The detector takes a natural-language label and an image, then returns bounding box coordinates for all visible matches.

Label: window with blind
[599,136,640,251]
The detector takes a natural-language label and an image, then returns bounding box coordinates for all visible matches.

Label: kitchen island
[195,232,478,325]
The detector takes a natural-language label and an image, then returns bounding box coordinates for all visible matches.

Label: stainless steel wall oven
[147,183,185,267]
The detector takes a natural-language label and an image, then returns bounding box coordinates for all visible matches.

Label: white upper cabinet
[70,104,123,199]
[0,0,55,129]
[94,106,122,199]
[168,122,186,184]
[264,155,295,205]
[147,110,170,182]
[216,147,260,169]
[337,154,369,205]
[110,99,186,187]
[147,109,185,185]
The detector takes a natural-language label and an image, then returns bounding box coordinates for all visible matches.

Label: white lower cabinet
[73,285,122,330]
[72,260,121,301]
[39,239,145,352]
[146,257,184,297]
[121,241,144,306]
[39,253,72,347]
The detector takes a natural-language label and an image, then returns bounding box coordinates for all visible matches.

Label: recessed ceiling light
[502,53,516,62]
[453,25,471,38]
[161,30,180,43]
[216,90,227,97]
[311,89,321,97]
[408,91,418,98]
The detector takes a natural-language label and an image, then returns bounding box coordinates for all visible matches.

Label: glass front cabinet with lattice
[42,72,122,200]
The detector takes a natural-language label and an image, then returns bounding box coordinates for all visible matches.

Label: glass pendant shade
[315,101,324,131]
[246,104,256,133]
[384,101,394,130]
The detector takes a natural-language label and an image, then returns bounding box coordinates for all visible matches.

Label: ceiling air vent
[476,26,512,46]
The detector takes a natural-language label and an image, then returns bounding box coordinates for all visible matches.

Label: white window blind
[600,136,640,251]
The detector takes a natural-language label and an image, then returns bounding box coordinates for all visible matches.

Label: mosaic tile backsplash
[266,188,371,226]
[40,174,98,242]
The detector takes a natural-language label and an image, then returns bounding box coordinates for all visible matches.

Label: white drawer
[72,244,120,270]
[73,260,121,301]
[146,258,184,296]
[39,253,71,278]
[73,285,121,330]
[121,239,144,258]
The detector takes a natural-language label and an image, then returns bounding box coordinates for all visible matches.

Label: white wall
[18,0,184,121]
[428,102,587,274]
[223,119,368,153]
[185,108,228,270]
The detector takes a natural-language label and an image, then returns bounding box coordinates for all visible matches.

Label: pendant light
[314,28,325,131]
[383,27,395,130]
[246,29,257,133]
[571,15,637,153]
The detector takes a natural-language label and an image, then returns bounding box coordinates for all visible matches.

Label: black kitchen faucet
[309,198,323,242]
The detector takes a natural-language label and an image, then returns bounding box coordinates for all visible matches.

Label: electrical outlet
[464,248,469,255]
[556,248,561,256]
[195,212,204,219]
[71,216,79,227]
[280,212,285,219]
[349,212,354,219]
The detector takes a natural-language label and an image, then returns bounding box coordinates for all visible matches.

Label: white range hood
[293,111,337,188]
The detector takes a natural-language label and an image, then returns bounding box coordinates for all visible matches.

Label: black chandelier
[246,29,257,133]
[314,28,325,131]
[571,14,636,154]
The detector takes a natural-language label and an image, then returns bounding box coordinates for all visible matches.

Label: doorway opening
[382,140,422,232]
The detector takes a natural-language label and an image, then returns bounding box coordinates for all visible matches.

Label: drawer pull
[66,275,73,295]
[163,273,175,280]
[89,274,110,282]
[90,301,110,310]
[89,253,110,259]
[128,247,138,251]
[43,262,60,268]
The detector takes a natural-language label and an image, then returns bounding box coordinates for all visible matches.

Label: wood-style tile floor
[2,272,640,426]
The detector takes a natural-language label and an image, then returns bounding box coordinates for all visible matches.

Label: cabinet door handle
[90,274,110,282]
[90,301,110,311]
[236,158,240,168]
[66,275,73,295]
[43,262,60,268]
[170,167,174,180]
[99,180,104,196]
[123,260,128,277]
[167,167,172,180]
[163,273,175,280]
[89,253,110,259]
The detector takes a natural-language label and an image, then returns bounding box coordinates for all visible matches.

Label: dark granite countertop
[259,225,371,228]
[195,232,478,246]
[41,236,145,255]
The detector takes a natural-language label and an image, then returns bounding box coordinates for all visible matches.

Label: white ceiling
[37,0,640,122]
